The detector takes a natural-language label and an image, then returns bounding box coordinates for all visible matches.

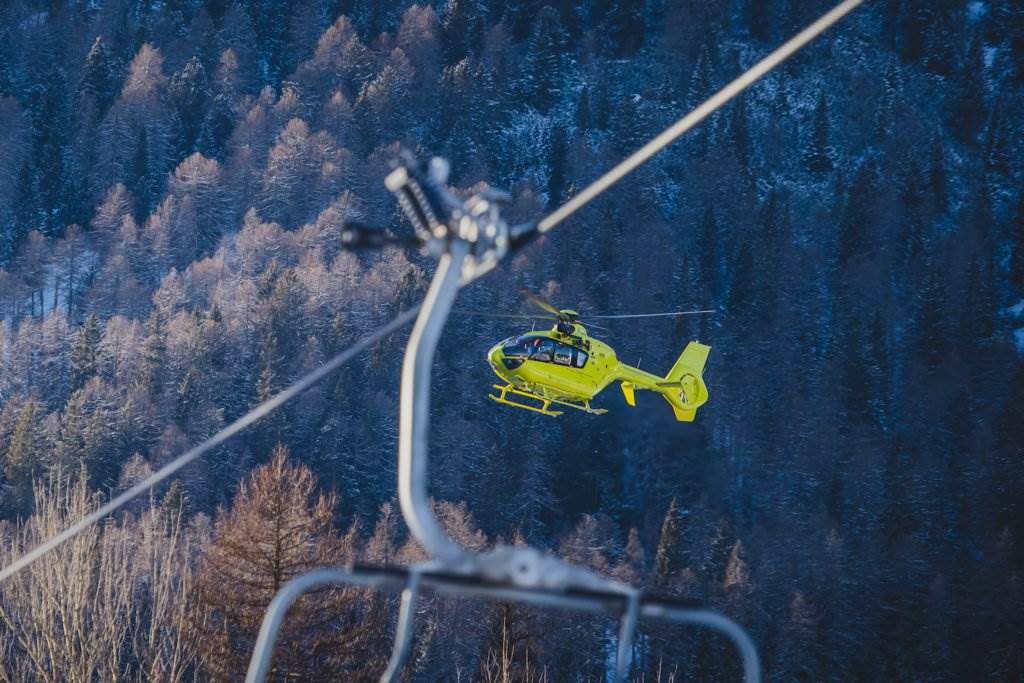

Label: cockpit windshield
[501,334,544,357]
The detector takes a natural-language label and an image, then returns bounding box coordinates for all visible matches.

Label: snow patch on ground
[1008,299,1024,318]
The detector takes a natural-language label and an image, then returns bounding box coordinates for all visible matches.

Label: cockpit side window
[574,349,588,367]
[531,339,555,362]
[553,344,573,366]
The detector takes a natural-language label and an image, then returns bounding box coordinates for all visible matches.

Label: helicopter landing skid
[489,385,608,417]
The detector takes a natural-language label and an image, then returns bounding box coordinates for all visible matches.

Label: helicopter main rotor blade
[520,289,562,316]
[450,310,558,321]
[585,309,716,319]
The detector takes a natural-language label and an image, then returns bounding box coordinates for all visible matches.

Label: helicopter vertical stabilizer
[659,341,711,422]
[667,341,711,382]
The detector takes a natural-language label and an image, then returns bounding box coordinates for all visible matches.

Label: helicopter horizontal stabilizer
[620,382,636,406]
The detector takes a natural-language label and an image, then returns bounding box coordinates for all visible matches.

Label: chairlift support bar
[244,566,760,683]
[397,238,471,565]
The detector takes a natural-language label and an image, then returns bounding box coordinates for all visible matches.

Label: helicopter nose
[487,345,503,370]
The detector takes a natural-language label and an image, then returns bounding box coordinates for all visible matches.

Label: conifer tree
[443,0,487,65]
[882,441,914,545]
[802,92,835,174]
[614,527,645,584]
[837,162,877,266]
[928,140,948,216]
[653,497,688,593]
[190,445,385,680]
[961,255,996,348]
[70,314,102,392]
[994,362,1024,571]
[174,366,200,428]
[915,267,949,372]
[702,517,736,588]
[686,43,715,108]
[506,0,543,42]
[519,6,567,113]
[722,539,751,597]
[140,309,167,396]
[80,36,117,113]
[2,398,46,515]
[744,0,772,41]
[727,241,756,317]
[606,0,646,57]
[547,123,569,208]
[169,56,212,154]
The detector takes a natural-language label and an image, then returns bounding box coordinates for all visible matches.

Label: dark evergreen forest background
[0,0,1022,680]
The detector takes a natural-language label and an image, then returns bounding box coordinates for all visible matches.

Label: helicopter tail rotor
[659,341,711,422]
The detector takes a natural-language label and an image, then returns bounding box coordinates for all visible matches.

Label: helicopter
[458,292,713,421]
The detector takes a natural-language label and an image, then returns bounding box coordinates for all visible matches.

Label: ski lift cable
[536,0,866,235]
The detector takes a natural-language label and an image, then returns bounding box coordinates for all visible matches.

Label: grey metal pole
[613,591,641,683]
[379,570,421,682]
[244,569,359,683]
[641,604,761,683]
[397,239,472,565]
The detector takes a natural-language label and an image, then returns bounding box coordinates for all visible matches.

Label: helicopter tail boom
[615,341,711,422]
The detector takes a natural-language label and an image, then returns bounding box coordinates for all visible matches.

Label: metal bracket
[384,154,511,283]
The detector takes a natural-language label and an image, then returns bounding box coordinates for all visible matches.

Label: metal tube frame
[379,569,421,681]
[397,239,472,566]
[244,565,761,683]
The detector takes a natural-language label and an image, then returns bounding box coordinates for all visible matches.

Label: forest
[0,0,1022,680]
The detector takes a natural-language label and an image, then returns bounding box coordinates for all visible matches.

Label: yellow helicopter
[460,293,713,421]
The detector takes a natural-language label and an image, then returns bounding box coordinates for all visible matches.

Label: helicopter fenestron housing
[455,293,714,420]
